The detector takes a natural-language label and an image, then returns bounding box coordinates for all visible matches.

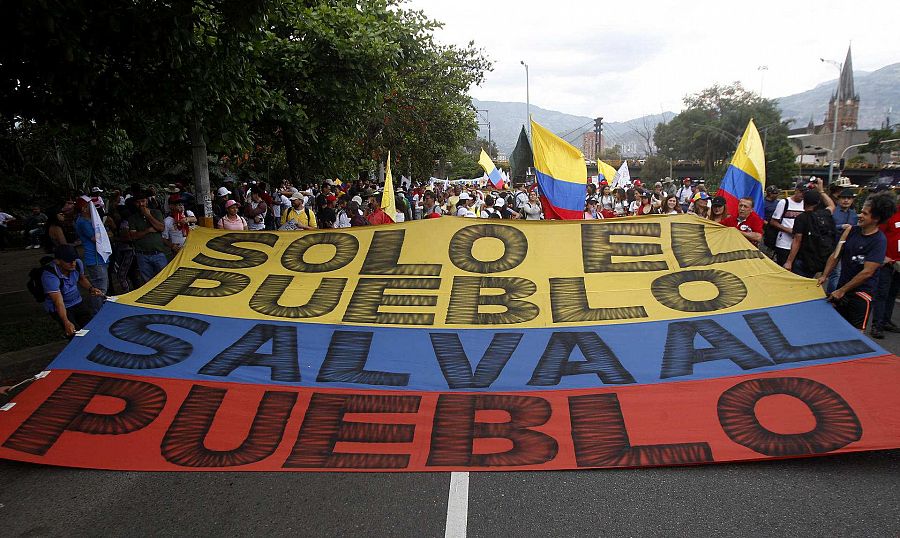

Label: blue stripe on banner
[719,165,765,219]
[535,170,586,212]
[50,300,882,392]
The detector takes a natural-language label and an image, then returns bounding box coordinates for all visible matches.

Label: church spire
[837,46,856,100]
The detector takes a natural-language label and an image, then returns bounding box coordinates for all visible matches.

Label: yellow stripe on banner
[116,215,822,329]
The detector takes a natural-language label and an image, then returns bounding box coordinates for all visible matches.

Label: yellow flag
[381,151,397,220]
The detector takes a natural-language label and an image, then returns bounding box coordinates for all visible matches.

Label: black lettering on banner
[2,373,166,456]
[549,277,648,322]
[429,333,523,389]
[744,312,874,364]
[651,269,747,313]
[161,386,297,467]
[343,278,439,325]
[136,267,250,306]
[284,393,420,469]
[361,230,442,276]
[192,232,278,269]
[528,332,636,386]
[569,393,712,467]
[199,324,300,382]
[87,314,210,369]
[717,377,862,456]
[660,319,771,379]
[448,224,528,273]
[281,233,359,273]
[317,331,410,386]
[581,223,668,273]
[249,275,346,319]
[446,276,539,325]
[671,222,764,268]
[427,394,558,467]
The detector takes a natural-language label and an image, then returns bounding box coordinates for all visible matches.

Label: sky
[406,0,899,122]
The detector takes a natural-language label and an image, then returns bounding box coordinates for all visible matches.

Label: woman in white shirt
[523,191,542,220]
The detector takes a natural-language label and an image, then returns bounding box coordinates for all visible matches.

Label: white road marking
[444,472,469,538]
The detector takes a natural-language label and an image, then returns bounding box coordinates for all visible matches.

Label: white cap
[351,195,363,205]
[217,187,231,196]
[290,192,305,201]
[458,192,471,200]
[91,187,103,193]
[494,198,505,207]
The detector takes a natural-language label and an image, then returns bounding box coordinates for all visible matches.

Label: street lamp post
[521,60,530,138]
[757,65,768,97]
[821,57,842,184]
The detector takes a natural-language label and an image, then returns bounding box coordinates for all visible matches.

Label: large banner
[1,215,898,471]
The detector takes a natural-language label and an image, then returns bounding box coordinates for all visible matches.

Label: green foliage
[860,127,900,165]
[655,83,795,184]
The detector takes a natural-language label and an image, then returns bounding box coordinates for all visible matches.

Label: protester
[818,193,895,333]
[24,206,48,249]
[367,192,395,224]
[871,194,900,338]
[244,187,269,231]
[722,197,764,245]
[127,191,167,282]
[74,197,110,314]
[658,195,682,215]
[676,178,693,213]
[162,199,196,253]
[599,185,615,212]
[281,192,317,230]
[522,191,542,220]
[455,192,476,218]
[783,188,836,278]
[217,200,248,230]
[42,244,104,338]
[769,182,806,266]
[583,198,601,220]
[45,208,69,250]
[688,192,710,218]
[213,186,231,220]
[708,196,729,223]
[0,208,14,250]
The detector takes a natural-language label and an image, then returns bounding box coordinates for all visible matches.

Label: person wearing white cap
[455,191,476,217]
[90,187,106,217]
[281,191,317,230]
[213,186,232,220]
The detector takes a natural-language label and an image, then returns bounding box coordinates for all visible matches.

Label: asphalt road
[0,250,898,537]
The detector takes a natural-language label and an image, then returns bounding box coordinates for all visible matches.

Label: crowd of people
[3,171,899,343]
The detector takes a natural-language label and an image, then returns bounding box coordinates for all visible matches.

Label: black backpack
[801,209,837,273]
[763,198,784,249]
[27,256,60,302]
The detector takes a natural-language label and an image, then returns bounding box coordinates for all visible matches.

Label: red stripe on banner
[0,356,898,471]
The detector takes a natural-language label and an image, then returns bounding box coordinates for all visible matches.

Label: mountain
[473,98,674,157]
[776,63,900,130]
[475,62,900,157]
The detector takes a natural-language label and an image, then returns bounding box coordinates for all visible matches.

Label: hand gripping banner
[1,215,898,471]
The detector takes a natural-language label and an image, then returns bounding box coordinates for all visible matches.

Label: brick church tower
[823,46,860,133]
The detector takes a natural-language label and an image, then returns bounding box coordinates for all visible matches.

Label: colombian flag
[478,149,505,189]
[716,120,766,219]
[597,160,618,186]
[531,119,587,220]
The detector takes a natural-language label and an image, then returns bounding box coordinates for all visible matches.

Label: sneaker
[882,322,900,333]
[871,326,885,339]
[24,245,32,249]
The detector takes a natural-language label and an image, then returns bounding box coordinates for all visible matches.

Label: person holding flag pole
[715,119,766,220]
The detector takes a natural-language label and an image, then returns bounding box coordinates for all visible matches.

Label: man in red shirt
[721,197,763,245]
[872,196,900,336]
[366,191,394,225]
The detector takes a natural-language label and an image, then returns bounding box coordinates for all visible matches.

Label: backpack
[27,256,61,302]
[800,209,837,273]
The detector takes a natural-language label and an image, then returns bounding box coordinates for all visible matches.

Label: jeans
[826,264,841,295]
[28,227,43,247]
[84,263,109,315]
[136,252,168,283]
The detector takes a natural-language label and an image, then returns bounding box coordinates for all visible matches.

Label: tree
[655,83,795,186]
[640,156,670,182]
[860,127,900,165]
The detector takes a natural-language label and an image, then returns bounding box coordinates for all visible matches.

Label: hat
[91,186,103,193]
[495,197,506,207]
[290,192,305,201]
[351,195,363,205]
[803,190,822,206]
[683,178,691,184]
[654,181,662,187]
[224,199,240,209]
[599,179,608,186]
[586,197,598,204]
[325,178,335,186]
[693,192,710,201]
[458,192,471,200]
[168,193,183,204]
[165,184,179,193]
[765,185,780,194]
[838,188,856,198]
[326,194,337,202]
[711,196,726,207]
[216,187,231,196]
[54,244,78,263]
[835,176,852,187]
[633,179,642,186]
[794,181,809,192]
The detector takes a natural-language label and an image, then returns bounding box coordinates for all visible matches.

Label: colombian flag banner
[531,119,586,220]
[1,218,898,471]
[717,119,766,219]
[478,149,504,189]
[597,160,618,186]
